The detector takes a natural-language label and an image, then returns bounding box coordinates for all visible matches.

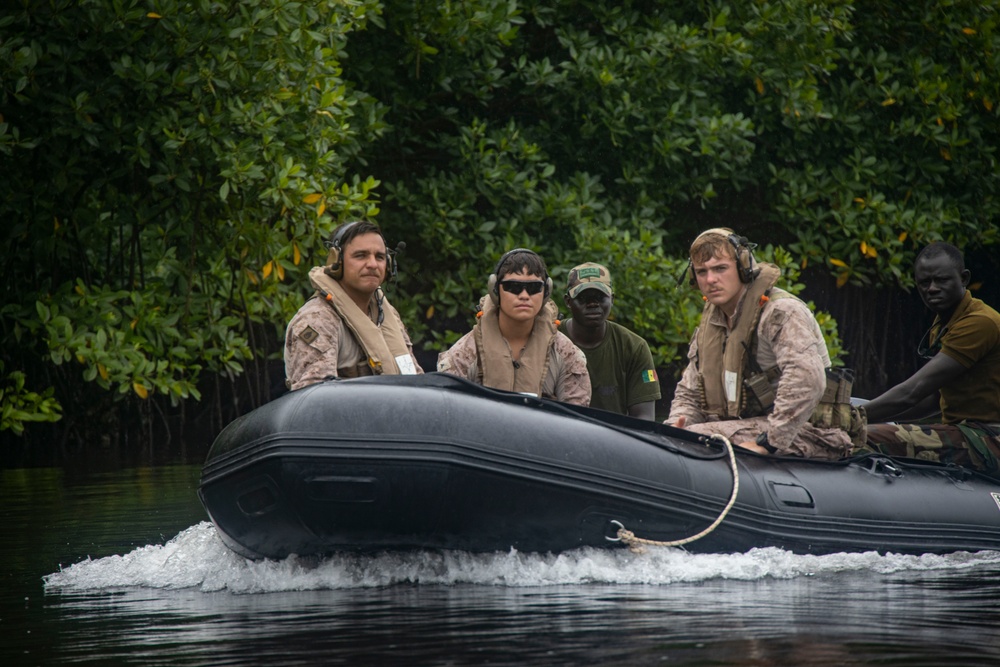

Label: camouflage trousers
[683,416,851,460]
[860,422,1000,478]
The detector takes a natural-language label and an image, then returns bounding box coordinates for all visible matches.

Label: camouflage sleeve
[551,333,591,406]
[666,329,708,425]
[436,331,480,383]
[760,299,828,453]
[284,299,343,391]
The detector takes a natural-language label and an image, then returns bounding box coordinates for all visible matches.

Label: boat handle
[605,520,625,542]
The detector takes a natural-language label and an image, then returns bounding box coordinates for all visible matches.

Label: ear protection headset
[687,227,758,285]
[325,220,401,281]
[487,248,553,305]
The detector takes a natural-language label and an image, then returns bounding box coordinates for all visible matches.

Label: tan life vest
[695,263,862,442]
[473,295,558,397]
[696,263,783,419]
[308,266,416,376]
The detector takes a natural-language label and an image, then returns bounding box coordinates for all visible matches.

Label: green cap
[566,262,613,298]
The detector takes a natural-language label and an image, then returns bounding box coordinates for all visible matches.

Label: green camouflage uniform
[862,422,1000,479]
[862,291,1000,478]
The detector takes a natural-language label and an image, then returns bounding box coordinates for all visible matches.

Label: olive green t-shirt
[559,320,661,415]
[935,291,1000,423]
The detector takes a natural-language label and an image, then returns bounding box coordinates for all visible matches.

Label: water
[5,463,1000,666]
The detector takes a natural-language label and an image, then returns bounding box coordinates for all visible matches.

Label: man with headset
[284,220,422,391]
[666,228,855,459]
[437,248,591,405]
[860,242,1000,475]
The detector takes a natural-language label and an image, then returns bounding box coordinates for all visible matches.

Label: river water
[4,461,1000,666]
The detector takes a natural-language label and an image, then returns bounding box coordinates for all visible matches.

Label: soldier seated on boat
[559,262,661,419]
[666,227,861,459]
[858,242,1000,477]
[437,248,591,406]
[283,220,423,391]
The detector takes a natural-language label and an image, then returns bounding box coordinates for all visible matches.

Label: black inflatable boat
[198,373,1000,559]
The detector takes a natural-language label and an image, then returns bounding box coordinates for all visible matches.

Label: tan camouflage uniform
[668,297,852,460]
[284,296,422,391]
[438,331,592,406]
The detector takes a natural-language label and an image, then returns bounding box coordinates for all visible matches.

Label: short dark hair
[496,249,548,281]
[916,241,965,273]
[331,220,384,250]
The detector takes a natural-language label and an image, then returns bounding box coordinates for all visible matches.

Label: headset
[325,220,403,281]
[687,227,758,285]
[487,248,553,305]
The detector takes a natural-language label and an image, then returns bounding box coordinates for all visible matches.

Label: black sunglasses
[500,280,545,296]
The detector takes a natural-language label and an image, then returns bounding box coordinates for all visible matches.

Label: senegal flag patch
[642,369,658,383]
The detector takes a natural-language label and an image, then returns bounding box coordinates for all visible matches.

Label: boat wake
[43,521,1000,594]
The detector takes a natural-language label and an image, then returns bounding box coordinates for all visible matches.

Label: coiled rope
[609,433,740,553]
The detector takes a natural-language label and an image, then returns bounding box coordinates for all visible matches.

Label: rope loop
[611,433,739,552]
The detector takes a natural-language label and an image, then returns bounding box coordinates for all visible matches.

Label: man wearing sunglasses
[859,242,1000,476]
[437,249,591,405]
[559,262,660,419]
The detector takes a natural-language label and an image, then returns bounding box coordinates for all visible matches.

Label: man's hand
[736,440,770,454]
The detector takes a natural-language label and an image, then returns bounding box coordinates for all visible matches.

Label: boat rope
[609,433,739,553]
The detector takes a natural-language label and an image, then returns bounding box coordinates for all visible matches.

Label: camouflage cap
[566,262,613,299]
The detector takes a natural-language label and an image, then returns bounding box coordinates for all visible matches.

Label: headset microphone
[388,241,406,281]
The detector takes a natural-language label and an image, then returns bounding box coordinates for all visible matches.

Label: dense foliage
[352,0,997,347]
[1,0,997,440]
[1,0,384,438]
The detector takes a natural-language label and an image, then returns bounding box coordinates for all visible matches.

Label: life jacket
[694,263,861,441]
[308,266,416,376]
[696,263,784,419]
[472,295,559,397]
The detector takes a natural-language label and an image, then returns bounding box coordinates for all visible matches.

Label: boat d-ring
[605,519,625,542]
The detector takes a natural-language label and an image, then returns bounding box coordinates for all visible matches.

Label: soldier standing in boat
[283,220,423,391]
[559,262,661,419]
[859,242,1000,476]
[437,248,591,406]
[666,228,859,458]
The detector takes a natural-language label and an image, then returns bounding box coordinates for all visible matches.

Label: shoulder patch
[298,326,320,344]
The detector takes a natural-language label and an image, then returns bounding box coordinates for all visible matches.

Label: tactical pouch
[743,371,776,413]
[809,368,860,439]
[849,404,867,448]
[338,362,375,378]
[816,367,853,404]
